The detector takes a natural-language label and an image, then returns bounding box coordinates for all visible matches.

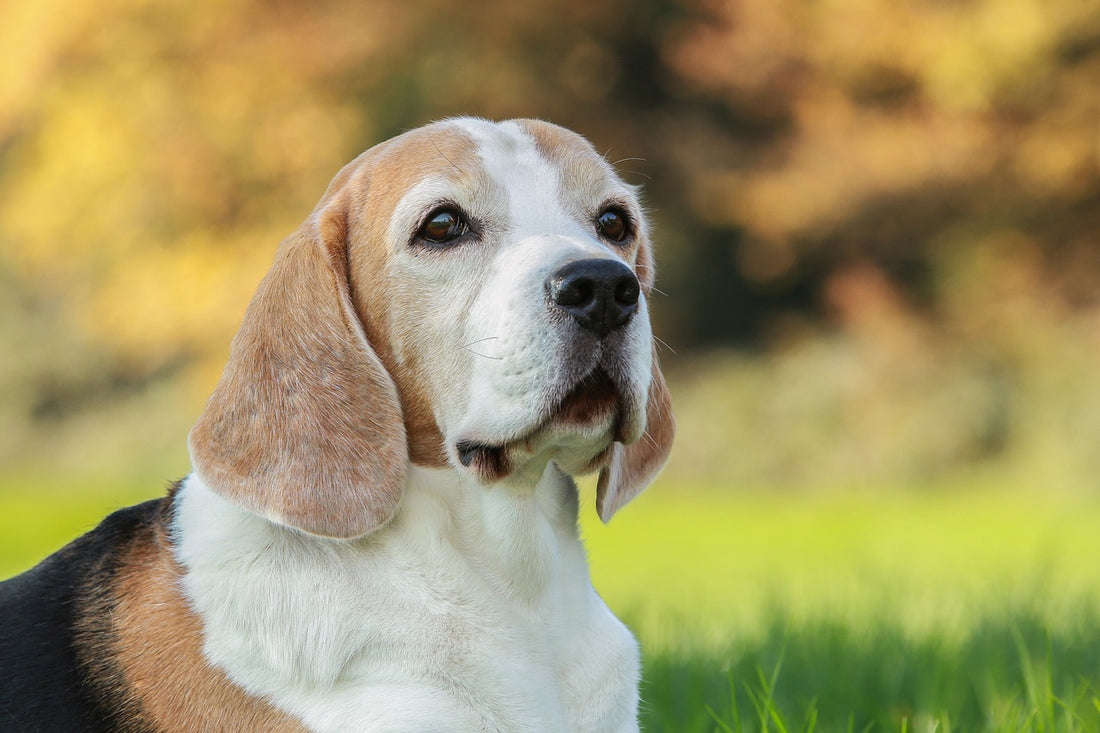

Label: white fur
[174,467,640,732]
[445,120,653,472]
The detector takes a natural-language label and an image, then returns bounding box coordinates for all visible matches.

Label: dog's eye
[418,208,469,245]
[596,207,631,243]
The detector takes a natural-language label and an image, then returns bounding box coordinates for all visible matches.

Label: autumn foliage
[1,0,1098,487]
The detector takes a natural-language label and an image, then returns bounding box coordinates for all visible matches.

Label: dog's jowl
[0,118,674,732]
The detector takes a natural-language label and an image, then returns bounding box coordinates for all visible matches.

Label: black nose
[547,259,640,337]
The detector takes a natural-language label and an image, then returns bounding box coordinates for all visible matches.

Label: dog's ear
[188,188,407,539]
[596,350,674,522]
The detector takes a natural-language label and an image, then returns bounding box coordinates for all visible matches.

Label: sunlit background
[2,0,1100,729]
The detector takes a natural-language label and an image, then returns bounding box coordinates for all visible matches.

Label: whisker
[459,336,504,360]
[463,336,500,347]
[462,347,504,361]
[652,335,677,355]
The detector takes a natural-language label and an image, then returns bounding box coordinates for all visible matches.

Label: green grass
[580,486,1100,732]
[4,479,1100,731]
[0,476,163,578]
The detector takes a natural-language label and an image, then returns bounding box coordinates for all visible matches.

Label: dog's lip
[551,367,622,427]
[455,439,512,478]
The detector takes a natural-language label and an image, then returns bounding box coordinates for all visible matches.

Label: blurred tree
[1,0,1099,484]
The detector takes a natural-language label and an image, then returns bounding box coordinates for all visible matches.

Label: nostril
[614,276,639,306]
[552,277,594,308]
[547,258,639,337]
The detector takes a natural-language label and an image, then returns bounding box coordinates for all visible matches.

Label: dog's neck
[172,462,592,686]
[383,461,584,602]
[176,460,585,596]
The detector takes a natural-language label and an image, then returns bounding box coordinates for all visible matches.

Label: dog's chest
[292,574,640,732]
[174,472,640,732]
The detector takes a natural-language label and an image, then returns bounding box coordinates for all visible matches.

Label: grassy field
[581,486,1100,732]
[3,480,1100,731]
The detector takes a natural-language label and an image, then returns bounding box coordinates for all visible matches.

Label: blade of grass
[704,704,735,733]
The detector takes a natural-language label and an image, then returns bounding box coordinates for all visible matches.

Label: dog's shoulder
[0,494,170,732]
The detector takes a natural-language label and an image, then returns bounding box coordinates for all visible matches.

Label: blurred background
[2,0,1099,497]
[4,1,1100,727]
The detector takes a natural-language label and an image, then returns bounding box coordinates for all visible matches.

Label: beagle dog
[0,118,673,732]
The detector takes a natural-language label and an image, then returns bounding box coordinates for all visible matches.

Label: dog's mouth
[456,367,627,482]
[553,367,621,427]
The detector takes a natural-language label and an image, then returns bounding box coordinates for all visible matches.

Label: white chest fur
[172,466,640,732]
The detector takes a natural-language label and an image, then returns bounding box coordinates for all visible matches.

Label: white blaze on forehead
[451,119,582,240]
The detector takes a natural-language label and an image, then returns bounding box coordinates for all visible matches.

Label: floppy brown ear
[188,192,407,539]
[596,351,674,522]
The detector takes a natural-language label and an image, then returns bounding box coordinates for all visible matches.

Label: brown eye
[418,207,468,244]
[597,208,630,243]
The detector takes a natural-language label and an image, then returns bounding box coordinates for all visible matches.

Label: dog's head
[189,119,674,539]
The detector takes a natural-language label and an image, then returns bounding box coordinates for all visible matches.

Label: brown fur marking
[73,499,305,731]
[189,171,408,538]
[343,125,488,468]
[112,528,306,731]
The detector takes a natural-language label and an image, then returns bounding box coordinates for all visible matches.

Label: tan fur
[188,180,407,539]
[112,523,306,731]
[343,126,488,468]
[189,125,496,536]
[520,121,619,205]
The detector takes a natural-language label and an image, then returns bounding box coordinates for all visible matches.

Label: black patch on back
[0,494,171,732]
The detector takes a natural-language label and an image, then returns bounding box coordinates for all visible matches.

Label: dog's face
[190,119,673,538]
[347,119,655,483]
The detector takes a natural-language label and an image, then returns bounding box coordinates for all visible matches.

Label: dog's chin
[455,368,639,484]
